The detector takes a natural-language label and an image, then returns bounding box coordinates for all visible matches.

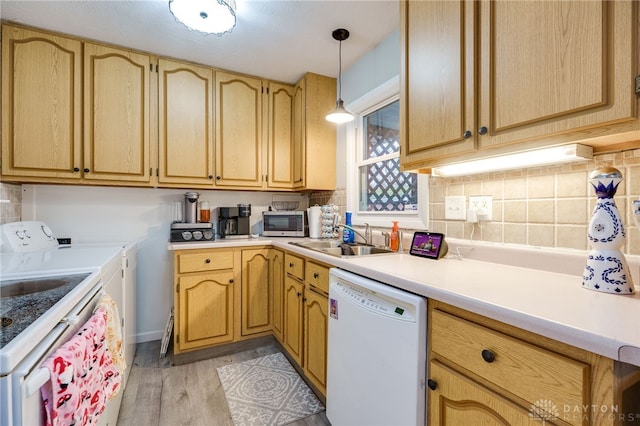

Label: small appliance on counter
[169,192,214,243]
[218,204,251,238]
[263,210,307,237]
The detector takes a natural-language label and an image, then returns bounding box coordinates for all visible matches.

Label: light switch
[445,196,466,220]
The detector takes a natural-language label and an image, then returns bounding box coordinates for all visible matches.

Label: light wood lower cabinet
[173,249,240,354]
[283,273,305,366]
[270,249,285,343]
[429,301,640,426]
[303,286,328,395]
[241,248,272,336]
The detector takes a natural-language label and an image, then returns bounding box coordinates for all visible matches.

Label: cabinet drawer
[431,309,589,412]
[285,252,304,281]
[177,250,234,274]
[305,262,329,294]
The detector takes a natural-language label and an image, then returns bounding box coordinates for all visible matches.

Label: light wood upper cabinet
[1,25,82,179]
[158,58,214,186]
[401,0,640,171]
[83,43,152,183]
[295,73,337,190]
[266,82,296,189]
[215,71,264,188]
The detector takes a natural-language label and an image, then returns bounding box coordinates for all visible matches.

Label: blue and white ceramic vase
[582,167,635,294]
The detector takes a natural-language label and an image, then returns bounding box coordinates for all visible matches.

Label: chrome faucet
[336,223,372,245]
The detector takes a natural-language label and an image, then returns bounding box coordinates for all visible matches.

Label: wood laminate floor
[117,340,330,426]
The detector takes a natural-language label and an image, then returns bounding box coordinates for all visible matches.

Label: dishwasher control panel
[332,281,416,322]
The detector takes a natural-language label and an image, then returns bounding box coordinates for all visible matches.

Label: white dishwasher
[326,268,427,426]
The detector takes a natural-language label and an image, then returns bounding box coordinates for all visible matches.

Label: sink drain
[1,317,13,327]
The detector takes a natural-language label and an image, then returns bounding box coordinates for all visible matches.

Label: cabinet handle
[216,176,221,180]
[205,259,211,264]
[208,175,213,179]
[427,379,437,390]
[73,167,80,172]
[478,126,488,135]
[481,349,496,363]
[83,168,90,173]
[289,263,294,268]
[297,291,301,297]
[302,297,307,302]
[463,130,472,139]
[229,279,234,284]
[313,272,319,279]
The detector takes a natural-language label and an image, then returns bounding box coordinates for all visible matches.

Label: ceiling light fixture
[431,144,593,177]
[169,0,236,36]
[326,28,354,124]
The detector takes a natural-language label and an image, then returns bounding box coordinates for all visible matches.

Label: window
[346,76,428,229]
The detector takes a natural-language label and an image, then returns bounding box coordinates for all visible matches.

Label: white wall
[336,29,400,188]
[23,184,307,342]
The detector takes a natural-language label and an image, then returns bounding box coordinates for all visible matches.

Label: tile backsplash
[430,148,640,255]
[311,148,639,255]
[0,182,22,224]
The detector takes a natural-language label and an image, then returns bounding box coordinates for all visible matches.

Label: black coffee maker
[218,204,251,238]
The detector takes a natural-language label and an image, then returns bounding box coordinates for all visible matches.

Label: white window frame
[345,76,429,229]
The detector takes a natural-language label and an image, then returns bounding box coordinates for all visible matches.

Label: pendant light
[169,0,236,36]
[326,28,355,124]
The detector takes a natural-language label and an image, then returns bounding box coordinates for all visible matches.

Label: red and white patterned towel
[41,308,121,426]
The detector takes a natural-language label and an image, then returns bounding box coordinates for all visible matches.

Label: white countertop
[168,237,640,367]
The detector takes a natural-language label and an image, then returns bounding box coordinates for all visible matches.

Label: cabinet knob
[302,297,307,302]
[427,379,438,390]
[297,291,301,297]
[478,126,488,135]
[83,168,90,173]
[313,272,319,279]
[463,130,472,139]
[216,176,221,180]
[481,349,496,363]
[229,279,234,284]
[208,175,213,179]
[289,263,294,268]
[73,167,80,172]
[205,258,211,264]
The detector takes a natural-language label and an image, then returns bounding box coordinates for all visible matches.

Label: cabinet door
[1,25,82,179]
[299,73,337,190]
[399,0,476,170]
[479,1,637,150]
[292,80,305,188]
[177,271,235,352]
[283,276,304,366]
[83,43,151,183]
[215,71,264,188]
[270,249,285,343]
[158,58,214,186]
[241,249,271,336]
[266,82,295,189]
[304,288,328,395]
[428,361,545,426]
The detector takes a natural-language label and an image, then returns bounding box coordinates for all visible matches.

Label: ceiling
[0,0,399,84]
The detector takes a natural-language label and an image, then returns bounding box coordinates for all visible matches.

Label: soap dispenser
[390,221,400,251]
[343,212,355,243]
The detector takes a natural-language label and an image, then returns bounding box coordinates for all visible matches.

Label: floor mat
[216,352,324,426]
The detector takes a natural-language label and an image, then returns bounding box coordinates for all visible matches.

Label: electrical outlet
[469,195,493,221]
[445,196,466,220]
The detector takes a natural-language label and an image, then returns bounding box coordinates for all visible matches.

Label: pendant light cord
[338,39,343,100]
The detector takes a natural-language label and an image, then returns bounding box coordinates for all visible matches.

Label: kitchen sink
[289,240,396,257]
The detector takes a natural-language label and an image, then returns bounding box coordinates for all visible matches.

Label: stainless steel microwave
[262,211,307,237]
